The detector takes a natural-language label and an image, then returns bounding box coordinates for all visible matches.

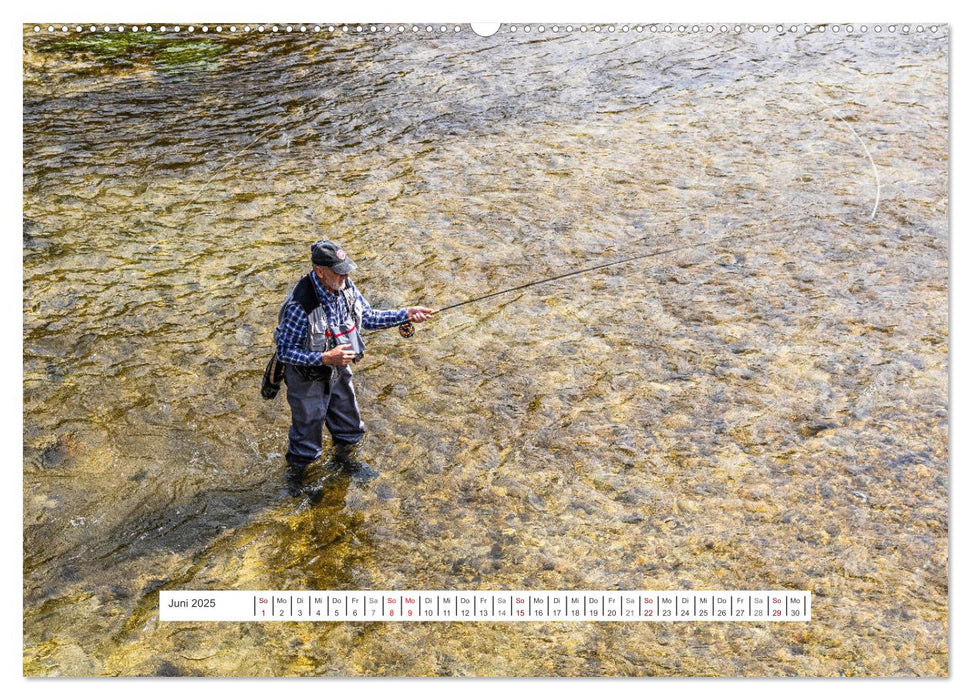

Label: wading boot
[285,462,324,503]
[333,441,378,482]
[284,462,308,497]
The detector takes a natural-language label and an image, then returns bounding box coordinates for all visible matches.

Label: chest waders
[279,274,368,469]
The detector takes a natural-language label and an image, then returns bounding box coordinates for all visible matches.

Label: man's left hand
[407,307,437,323]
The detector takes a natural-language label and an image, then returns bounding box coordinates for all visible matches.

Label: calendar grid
[160,590,811,622]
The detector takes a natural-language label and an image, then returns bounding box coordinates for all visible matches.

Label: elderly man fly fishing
[262,239,436,498]
[262,229,777,500]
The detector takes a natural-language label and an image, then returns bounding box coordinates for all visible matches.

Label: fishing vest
[279,274,365,380]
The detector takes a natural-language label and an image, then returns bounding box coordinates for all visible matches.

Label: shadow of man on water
[287,452,378,502]
[25,457,374,608]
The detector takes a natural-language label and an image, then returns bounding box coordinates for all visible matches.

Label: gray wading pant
[284,364,365,467]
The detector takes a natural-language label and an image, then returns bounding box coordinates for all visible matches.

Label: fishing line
[177,97,324,216]
[174,70,359,220]
[397,228,779,337]
[809,92,881,221]
[399,83,883,337]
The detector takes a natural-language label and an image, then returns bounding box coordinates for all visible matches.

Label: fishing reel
[398,321,415,338]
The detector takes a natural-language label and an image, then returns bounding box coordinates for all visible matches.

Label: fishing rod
[397,229,777,337]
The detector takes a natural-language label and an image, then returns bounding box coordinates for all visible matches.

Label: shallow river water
[23,24,947,676]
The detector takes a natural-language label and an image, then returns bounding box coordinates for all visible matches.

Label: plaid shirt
[275,272,408,366]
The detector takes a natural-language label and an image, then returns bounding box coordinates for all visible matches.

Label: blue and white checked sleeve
[274,302,324,366]
[357,289,408,331]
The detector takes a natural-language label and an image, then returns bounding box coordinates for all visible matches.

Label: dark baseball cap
[310,240,357,275]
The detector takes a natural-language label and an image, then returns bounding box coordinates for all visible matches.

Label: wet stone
[36,439,71,469]
[799,422,838,438]
[373,482,395,501]
[154,661,184,677]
